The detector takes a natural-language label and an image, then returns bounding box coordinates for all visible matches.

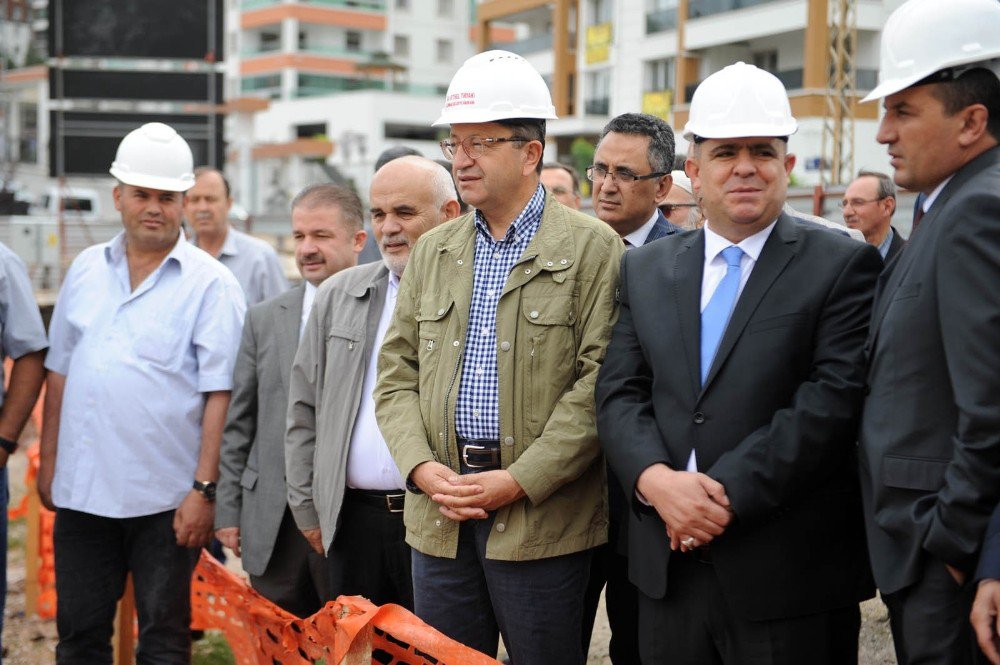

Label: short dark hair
[290,183,364,231]
[672,153,687,171]
[927,67,1000,141]
[496,118,546,174]
[598,113,676,173]
[542,162,580,195]
[856,169,897,201]
[374,145,422,172]
[193,166,231,198]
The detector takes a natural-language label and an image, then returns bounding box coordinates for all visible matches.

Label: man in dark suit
[215,183,367,616]
[583,112,680,663]
[973,506,1000,664]
[842,170,904,262]
[856,1,1000,662]
[595,62,880,665]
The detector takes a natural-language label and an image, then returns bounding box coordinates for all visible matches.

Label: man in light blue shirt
[185,166,287,305]
[0,241,48,664]
[38,123,246,664]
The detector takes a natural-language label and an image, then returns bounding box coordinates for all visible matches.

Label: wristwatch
[0,436,18,455]
[192,480,217,501]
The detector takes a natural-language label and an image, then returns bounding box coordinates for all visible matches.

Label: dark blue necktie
[701,246,744,384]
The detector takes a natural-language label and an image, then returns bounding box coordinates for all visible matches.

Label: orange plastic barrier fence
[192,549,500,665]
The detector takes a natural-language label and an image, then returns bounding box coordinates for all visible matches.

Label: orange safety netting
[192,550,500,664]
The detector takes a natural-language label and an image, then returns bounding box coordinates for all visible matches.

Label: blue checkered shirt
[454,184,546,440]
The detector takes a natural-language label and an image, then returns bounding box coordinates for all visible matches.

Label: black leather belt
[457,437,501,470]
[688,544,713,564]
[345,488,405,513]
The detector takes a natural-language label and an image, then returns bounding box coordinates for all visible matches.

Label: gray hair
[290,183,364,231]
[856,170,897,201]
[598,113,676,173]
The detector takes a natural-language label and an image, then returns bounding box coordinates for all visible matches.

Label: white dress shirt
[45,232,246,518]
[686,219,777,471]
[922,175,954,213]
[345,272,406,490]
[300,281,318,340]
[623,211,660,247]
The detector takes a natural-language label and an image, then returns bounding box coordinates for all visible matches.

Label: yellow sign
[585,23,612,65]
[642,89,673,120]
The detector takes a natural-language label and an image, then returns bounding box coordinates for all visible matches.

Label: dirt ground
[3,451,897,664]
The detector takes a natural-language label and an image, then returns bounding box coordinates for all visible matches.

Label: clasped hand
[636,464,732,552]
[411,461,525,522]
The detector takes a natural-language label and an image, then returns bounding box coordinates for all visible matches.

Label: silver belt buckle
[385,493,404,513]
[462,443,487,468]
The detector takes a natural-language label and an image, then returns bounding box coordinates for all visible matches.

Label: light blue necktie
[701,245,744,385]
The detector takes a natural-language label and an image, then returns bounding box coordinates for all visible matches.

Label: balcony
[646,7,678,34]
[688,0,780,19]
[243,0,386,9]
[493,33,554,56]
[685,68,802,100]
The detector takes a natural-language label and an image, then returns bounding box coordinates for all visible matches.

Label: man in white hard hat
[215,183,368,618]
[39,122,246,663]
[284,158,459,613]
[540,162,582,209]
[184,167,287,306]
[840,170,903,262]
[659,169,703,229]
[374,51,623,664]
[596,62,881,664]
[856,0,1000,663]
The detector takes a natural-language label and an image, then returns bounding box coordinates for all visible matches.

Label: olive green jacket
[374,195,625,560]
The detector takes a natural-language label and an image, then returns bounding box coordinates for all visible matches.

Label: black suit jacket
[859,146,1000,594]
[596,213,881,621]
[885,226,905,264]
[977,506,1000,582]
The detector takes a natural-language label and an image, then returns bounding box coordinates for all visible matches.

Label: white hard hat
[109,122,196,192]
[670,170,694,195]
[863,0,1000,102]
[433,50,558,127]
[682,62,798,141]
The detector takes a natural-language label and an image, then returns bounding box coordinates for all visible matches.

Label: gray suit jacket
[286,261,389,552]
[216,284,303,577]
[859,145,1000,594]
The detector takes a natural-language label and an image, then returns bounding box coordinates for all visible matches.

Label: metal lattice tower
[821,0,858,186]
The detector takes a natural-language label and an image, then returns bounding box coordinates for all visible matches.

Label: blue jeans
[1,466,8,665]
[411,513,591,665]
[54,508,194,665]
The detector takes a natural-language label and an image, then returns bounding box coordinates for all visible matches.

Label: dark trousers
[54,508,194,665]
[638,551,860,665]
[411,513,591,665]
[581,535,640,663]
[327,489,413,610]
[249,507,329,618]
[883,557,990,665]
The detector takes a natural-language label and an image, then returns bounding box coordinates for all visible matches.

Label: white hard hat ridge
[433,50,558,127]
[682,62,797,142]
[863,0,1000,102]
[109,122,196,192]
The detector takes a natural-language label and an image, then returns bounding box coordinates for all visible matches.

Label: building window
[395,0,409,10]
[584,69,611,115]
[646,0,678,33]
[751,50,778,74]
[437,0,453,15]
[346,31,363,53]
[644,58,675,92]
[588,0,612,25]
[384,123,438,141]
[436,39,453,64]
[259,31,280,53]
[296,123,327,139]
[393,34,409,58]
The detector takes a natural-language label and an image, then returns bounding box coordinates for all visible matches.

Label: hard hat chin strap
[918,58,1000,87]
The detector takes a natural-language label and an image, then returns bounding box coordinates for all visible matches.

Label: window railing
[645,7,678,33]
[688,0,779,19]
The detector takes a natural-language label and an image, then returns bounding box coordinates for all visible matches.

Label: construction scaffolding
[821,0,858,186]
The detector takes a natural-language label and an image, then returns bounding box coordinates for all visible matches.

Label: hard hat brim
[862,54,1000,102]
[110,167,196,193]
[682,121,799,142]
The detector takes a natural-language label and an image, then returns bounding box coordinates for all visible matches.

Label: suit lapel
[700,215,796,396]
[276,284,305,395]
[673,232,704,400]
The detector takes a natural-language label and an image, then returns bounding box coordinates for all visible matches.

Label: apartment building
[477,0,907,186]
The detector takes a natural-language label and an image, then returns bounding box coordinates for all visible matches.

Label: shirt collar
[190,226,237,258]
[922,175,954,213]
[623,210,660,247]
[104,229,189,268]
[703,219,777,263]
[473,184,546,244]
[876,227,894,259]
[302,280,318,313]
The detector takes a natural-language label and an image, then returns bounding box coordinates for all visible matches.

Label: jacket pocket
[240,467,259,491]
[882,455,948,491]
[327,324,363,351]
[747,312,808,335]
[521,295,577,435]
[416,300,454,406]
[892,282,921,301]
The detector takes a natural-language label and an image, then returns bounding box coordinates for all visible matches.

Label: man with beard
[285,156,460,606]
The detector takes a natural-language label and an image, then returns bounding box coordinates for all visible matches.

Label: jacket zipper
[441,345,464,471]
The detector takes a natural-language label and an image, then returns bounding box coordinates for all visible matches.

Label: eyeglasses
[661,202,699,215]
[440,135,529,160]
[586,165,666,184]
[838,197,887,210]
